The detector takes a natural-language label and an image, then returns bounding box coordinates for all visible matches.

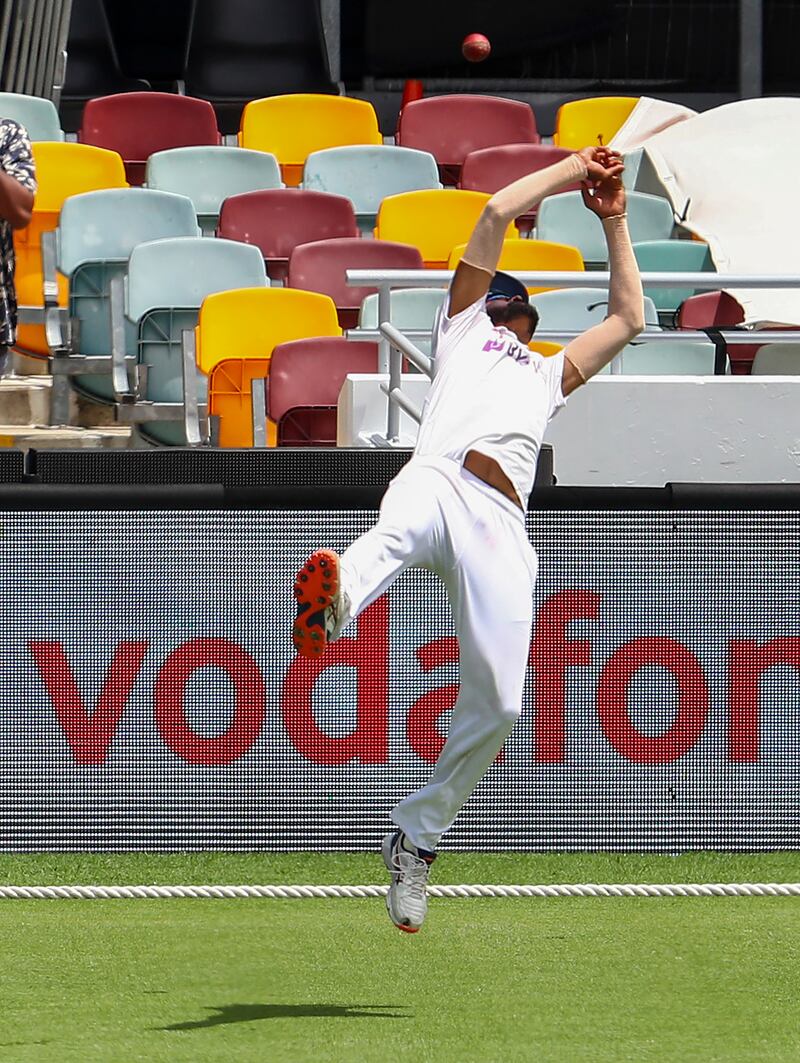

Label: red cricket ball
[462,33,491,63]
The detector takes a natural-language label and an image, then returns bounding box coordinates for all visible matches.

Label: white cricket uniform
[337,296,567,852]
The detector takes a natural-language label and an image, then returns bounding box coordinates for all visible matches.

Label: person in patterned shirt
[0,118,36,373]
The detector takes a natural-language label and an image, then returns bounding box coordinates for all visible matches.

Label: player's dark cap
[485,270,529,304]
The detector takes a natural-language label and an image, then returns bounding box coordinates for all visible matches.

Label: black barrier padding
[0,450,28,483]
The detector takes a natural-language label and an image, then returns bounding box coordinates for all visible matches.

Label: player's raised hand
[581,170,627,218]
[577,146,625,185]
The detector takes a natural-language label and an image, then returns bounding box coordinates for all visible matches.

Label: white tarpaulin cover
[624,97,800,327]
[609,96,697,152]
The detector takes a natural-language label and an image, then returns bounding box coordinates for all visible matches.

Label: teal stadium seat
[303,145,442,234]
[122,236,267,445]
[530,287,660,331]
[355,288,448,357]
[145,146,283,235]
[631,239,715,316]
[617,338,722,374]
[750,343,800,375]
[536,191,675,265]
[55,188,200,404]
[0,92,64,140]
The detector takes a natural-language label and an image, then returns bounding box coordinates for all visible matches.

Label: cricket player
[292,145,644,932]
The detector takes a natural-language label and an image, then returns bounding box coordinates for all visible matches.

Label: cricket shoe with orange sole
[382,830,437,933]
[292,549,344,659]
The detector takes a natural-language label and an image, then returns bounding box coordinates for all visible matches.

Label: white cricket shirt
[414,295,567,508]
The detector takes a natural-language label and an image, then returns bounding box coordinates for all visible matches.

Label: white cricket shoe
[382,830,437,934]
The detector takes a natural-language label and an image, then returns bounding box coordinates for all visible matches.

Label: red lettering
[281,597,388,765]
[729,638,800,763]
[597,637,708,763]
[29,640,149,765]
[154,638,265,765]
[529,590,600,763]
[407,637,459,764]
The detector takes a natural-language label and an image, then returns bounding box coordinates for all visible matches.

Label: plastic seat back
[618,338,719,375]
[536,190,674,264]
[676,290,756,375]
[126,237,267,446]
[239,94,382,186]
[217,188,359,281]
[448,239,584,294]
[145,146,283,233]
[287,237,424,328]
[375,189,509,268]
[267,336,380,445]
[750,343,800,375]
[303,145,441,233]
[14,142,128,356]
[397,95,540,183]
[59,188,200,403]
[531,287,659,331]
[632,239,715,315]
[356,288,447,356]
[79,92,220,184]
[554,96,639,149]
[0,92,64,140]
[200,287,342,447]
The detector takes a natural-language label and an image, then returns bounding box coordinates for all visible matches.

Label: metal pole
[740,0,763,99]
[377,284,392,373]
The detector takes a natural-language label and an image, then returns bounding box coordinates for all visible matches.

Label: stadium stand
[217,188,360,282]
[553,96,640,148]
[239,94,382,187]
[286,237,424,328]
[302,145,442,235]
[396,95,540,185]
[631,239,716,319]
[145,146,283,235]
[374,189,511,269]
[447,239,585,294]
[198,286,342,447]
[0,93,64,141]
[78,92,221,185]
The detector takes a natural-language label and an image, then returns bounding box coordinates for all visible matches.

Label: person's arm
[0,168,33,229]
[448,147,625,318]
[560,176,645,397]
[0,121,35,230]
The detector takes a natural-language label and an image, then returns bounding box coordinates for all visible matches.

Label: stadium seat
[79,92,221,185]
[217,188,360,282]
[750,343,800,375]
[375,189,510,269]
[0,92,64,140]
[53,188,200,405]
[199,287,342,447]
[553,96,639,149]
[676,291,757,375]
[118,237,267,446]
[355,288,448,357]
[145,146,283,235]
[631,239,715,318]
[531,287,660,331]
[239,94,383,187]
[267,336,380,445]
[536,190,675,265]
[396,95,540,185]
[459,144,578,233]
[447,239,584,294]
[14,142,128,358]
[528,340,563,358]
[287,237,424,328]
[302,145,442,234]
[616,338,721,375]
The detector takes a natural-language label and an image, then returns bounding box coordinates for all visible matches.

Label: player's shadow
[157,1003,410,1030]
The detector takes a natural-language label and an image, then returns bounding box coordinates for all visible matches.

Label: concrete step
[0,375,118,428]
[0,425,131,450]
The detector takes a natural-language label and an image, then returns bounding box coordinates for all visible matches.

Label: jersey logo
[482,334,531,366]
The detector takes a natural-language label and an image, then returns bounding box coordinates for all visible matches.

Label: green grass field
[0,853,798,1063]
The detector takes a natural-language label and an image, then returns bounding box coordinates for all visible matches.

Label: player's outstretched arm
[448,147,623,317]
[560,174,645,396]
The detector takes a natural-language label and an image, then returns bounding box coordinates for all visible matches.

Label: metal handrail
[347,269,800,290]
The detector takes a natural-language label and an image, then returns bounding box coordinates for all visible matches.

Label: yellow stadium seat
[447,239,584,294]
[239,94,382,187]
[553,97,639,149]
[375,189,512,269]
[14,142,128,357]
[528,340,563,358]
[198,286,342,447]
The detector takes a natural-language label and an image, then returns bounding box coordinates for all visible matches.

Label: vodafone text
[28,590,796,768]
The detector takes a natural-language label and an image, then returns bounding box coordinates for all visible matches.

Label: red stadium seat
[217,188,360,281]
[677,291,757,375]
[460,143,579,234]
[397,94,540,185]
[268,336,380,445]
[287,237,424,327]
[78,91,220,185]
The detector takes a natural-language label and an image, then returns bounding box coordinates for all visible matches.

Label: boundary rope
[0,883,797,900]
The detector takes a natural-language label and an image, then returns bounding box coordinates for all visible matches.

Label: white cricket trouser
[336,455,538,853]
